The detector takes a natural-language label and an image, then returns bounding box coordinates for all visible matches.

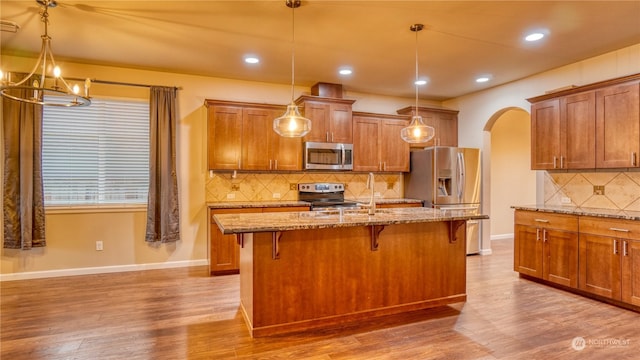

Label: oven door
[304,142,353,170]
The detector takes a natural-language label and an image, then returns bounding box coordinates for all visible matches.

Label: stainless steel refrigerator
[404,146,482,254]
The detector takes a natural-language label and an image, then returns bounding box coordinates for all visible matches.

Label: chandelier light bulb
[72,84,80,94]
[53,66,61,78]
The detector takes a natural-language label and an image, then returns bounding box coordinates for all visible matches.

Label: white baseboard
[479,248,493,255]
[491,233,514,241]
[0,259,208,282]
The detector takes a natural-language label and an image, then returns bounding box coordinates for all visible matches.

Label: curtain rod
[67,77,182,90]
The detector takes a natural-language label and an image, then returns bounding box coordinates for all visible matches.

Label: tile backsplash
[544,170,640,210]
[205,172,404,202]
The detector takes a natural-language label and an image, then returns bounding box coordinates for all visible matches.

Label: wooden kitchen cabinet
[595,82,640,168]
[205,100,302,171]
[527,74,640,170]
[209,206,309,275]
[530,92,596,170]
[352,112,410,172]
[514,210,579,288]
[578,216,640,305]
[296,95,356,144]
[396,106,459,148]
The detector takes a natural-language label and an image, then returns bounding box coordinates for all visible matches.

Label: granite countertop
[213,207,488,234]
[512,204,640,221]
[207,198,422,209]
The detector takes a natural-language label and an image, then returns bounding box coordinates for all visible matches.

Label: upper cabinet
[527,74,640,170]
[396,106,459,148]
[205,100,302,171]
[530,92,596,170]
[352,112,410,172]
[295,95,356,143]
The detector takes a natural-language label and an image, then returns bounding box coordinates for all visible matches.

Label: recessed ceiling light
[525,32,545,42]
[476,76,491,83]
[414,79,427,86]
[244,56,260,64]
[339,68,352,75]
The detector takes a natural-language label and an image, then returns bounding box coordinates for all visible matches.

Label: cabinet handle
[269,159,272,170]
[326,132,330,142]
[560,156,564,169]
[536,228,540,241]
[331,132,334,142]
[383,162,387,171]
[623,240,628,256]
[534,219,550,223]
[613,239,618,255]
[633,152,637,167]
[553,156,557,169]
[543,229,547,243]
[609,227,630,232]
[274,159,278,170]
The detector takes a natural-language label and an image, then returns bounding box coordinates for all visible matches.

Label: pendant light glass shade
[400,115,435,143]
[273,102,311,137]
[401,24,435,144]
[273,0,311,137]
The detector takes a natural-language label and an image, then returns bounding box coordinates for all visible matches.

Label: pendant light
[0,0,91,107]
[400,24,435,144]
[273,0,311,138]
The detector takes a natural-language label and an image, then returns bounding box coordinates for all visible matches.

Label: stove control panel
[298,182,345,193]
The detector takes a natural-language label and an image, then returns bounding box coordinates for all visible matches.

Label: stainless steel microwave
[304,142,354,170]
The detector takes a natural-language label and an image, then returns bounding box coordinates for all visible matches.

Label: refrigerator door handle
[457,152,465,202]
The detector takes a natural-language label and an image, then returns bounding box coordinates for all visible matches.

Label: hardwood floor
[2,239,639,359]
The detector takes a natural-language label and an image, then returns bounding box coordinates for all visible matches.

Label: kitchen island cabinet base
[239,221,467,337]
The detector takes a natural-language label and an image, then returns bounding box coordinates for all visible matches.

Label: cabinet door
[437,113,458,147]
[329,103,353,143]
[543,229,578,288]
[242,108,274,170]
[596,82,640,168]
[207,106,242,170]
[210,208,256,275]
[271,134,302,171]
[621,240,640,306]
[302,101,330,143]
[531,99,561,170]
[561,92,595,169]
[380,119,410,172]
[514,224,543,278]
[578,234,621,299]
[352,116,381,172]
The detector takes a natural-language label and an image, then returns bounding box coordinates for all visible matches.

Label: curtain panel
[145,86,180,243]
[2,84,46,249]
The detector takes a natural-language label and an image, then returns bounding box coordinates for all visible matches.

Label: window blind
[42,97,150,206]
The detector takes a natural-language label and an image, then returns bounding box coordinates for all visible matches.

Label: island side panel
[242,221,466,336]
[239,233,254,329]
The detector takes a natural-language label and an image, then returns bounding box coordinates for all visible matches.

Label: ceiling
[1,1,639,101]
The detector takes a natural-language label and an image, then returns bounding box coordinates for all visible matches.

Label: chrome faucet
[366,172,376,215]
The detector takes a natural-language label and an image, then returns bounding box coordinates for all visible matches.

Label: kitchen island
[213,207,488,337]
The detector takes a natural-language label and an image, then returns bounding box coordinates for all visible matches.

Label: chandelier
[400,24,435,144]
[272,0,311,138]
[0,0,91,107]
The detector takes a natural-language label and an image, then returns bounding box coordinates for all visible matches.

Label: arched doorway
[481,107,536,252]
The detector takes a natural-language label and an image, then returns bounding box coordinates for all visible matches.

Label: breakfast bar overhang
[213,207,488,337]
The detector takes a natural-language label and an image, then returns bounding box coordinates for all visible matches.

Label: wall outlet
[96,241,103,251]
[290,183,297,191]
[561,197,571,204]
[593,185,605,195]
[226,193,235,199]
[272,193,281,199]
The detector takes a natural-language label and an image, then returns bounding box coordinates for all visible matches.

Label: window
[42,97,149,207]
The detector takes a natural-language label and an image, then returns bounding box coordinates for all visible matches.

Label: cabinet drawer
[515,210,578,231]
[579,216,640,239]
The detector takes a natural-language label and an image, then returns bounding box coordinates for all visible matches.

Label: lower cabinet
[514,210,579,288]
[578,216,640,306]
[209,206,309,275]
[514,210,640,309]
